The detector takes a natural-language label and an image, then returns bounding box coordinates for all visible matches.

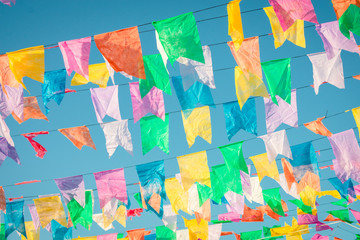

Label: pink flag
[58,37,91,79]
[0,0,15,6]
[21,131,48,159]
[93,168,128,209]
[311,234,329,240]
[218,212,241,222]
[350,209,360,224]
[90,85,121,123]
[97,233,118,240]
[28,204,40,230]
[129,82,165,123]
[54,175,85,207]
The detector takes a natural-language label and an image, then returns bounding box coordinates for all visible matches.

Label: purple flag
[0,0,15,6]
[54,175,85,207]
[0,137,20,166]
[90,85,121,123]
[28,204,40,230]
[0,85,23,120]
[350,209,360,224]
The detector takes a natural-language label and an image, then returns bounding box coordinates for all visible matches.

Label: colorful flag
[165,177,189,214]
[0,137,20,166]
[183,218,208,240]
[218,141,247,173]
[332,0,360,19]
[58,126,96,150]
[54,175,85,207]
[33,196,67,228]
[304,117,332,136]
[290,141,319,182]
[51,220,72,240]
[227,0,244,50]
[339,4,360,39]
[21,221,40,240]
[250,153,280,182]
[42,69,66,114]
[21,131,48,159]
[0,84,23,120]
[140,114,169,155]
[156,226,176,240]
[71,63,109,88]
[13,96,48,124]
[262,187,285,216]
[0,54,18,94]
[90,85,121,123]
[260,129,292,163]
[67,190,93,230]
[4,200,26,238]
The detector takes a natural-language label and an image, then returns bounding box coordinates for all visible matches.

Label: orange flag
[127,228,145,240]
[241,205,264,222]
[332,0,360,19]
[304,117,332,136]
[58,126,96,150]
[324,214,341,222]
[0,54,18,95]
[281,158,297,190]
[296,171,321,194]
[94,26,145,79]
[0,186,5,213]
[13,97,48,124]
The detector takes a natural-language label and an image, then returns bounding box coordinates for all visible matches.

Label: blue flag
[290,142,319,182]
[51,220,72,240]
[43,69,67,114]
[328,177,355,201]
[5,200,26,238]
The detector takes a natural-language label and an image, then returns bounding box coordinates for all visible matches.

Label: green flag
[133,192,143,208]
[152,12,205,65]
[117,233,124,239]
[139,54,171,98]
[67,190,93,230]
[339,4,360,39]
[263,225,282,240]
[261,58,291,105]
[289,199,313,214]
[0,224,5,240]
[241,230,262,240]
[197,182,212,207]
[331,199,348,208]
[262,187,285,217]
[156,226,176,240]
[327,209,353,223]
[140,114,169,155]
[218,141,248,173]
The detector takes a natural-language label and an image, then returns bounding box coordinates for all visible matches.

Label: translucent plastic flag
[0,117,13,147]
[290,142,319,182]
[176,229,189,240]
[0,84,23,120]
[21,221,39,240]
[327,209,353,223]
[0,186,5,213]
[218,141,247,173]
[177,151,211,192]
[71,63,109,88]
[42,69,66,114]
[7,46,45,90]
[183,218,208,240]
[262,187,285,216]
[0,55,18,94]
[100,120,133,157]
[271,218,309,238]
[250,153,280,182]
[242,204,264,222]
[54,175,85,207]
[281,158,297,190]
[181,106,211,147]
[261,58,291,105]
[92,213,114,231]
[269,0,318,31]
[93,168,128,209]
[350,209,360,224]
[165,178,189,214]
[21,131,48,159]
[352,106,360,138]
[129,82,165,123]
[339,4,360,39]
[304,117,332,136]
[241,230,262,240]
[246,177,265,205]
[97,233,118,240]
[13,96,48,124]
[308,51,344,95]
[58,126,96,150]
[260,129,292,163]
[328,177,355,200]
[67,190,93,230]
[152,12,204,65]
[33,196,67,228]
[58,37,91,79]
[5,200,26,238]
[264,89,298,133]
[28,204,40,230]
[208,224,222,240]
[136,160,166,217]
[94,26,145,79]
[332,0,360,19]
[90,85,121,123]
[156,226,176,240]
[162,205,177,231]
[0,0,15,6]
[227,0,244,50]
[264,6,306,49]
[0,137,20,166]
[224,191,244,215]
[127,228,145,240]
[51,220,72,240]
[223,98,257,140]
[139,54,170,98]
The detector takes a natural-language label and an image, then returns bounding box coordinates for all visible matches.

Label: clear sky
[0,0,360,239]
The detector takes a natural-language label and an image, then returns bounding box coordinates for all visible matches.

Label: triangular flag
[127,228,145,240]
[67,190,93,230]
[13,97,48,124]
[339,4,360,39]
[332,0,360,19]
[162,205,177,231]
[327,209,353,223]
[260,129,292,163]
[21,131,48,159]
[92,213,114,231]
[28,204,40,230]
[218,141,247,173]
[350,209,360,224]
[0,137,20,166]
[42,69,66,114]
[304,117,332,136]
[33,196,67,228]
[54,175,85,207]
[58,126,96,150]
[90,85,121,123]
[242,204,264,222]
[71,63,109,88]
[262,187,285,216]
[140,114,169,155]
[250,153,280,182]
[5,200,26,238]
[227,0,244,50]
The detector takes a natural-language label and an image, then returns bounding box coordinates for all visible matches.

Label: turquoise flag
[43,69,67,114]
[51,220,72,240]
[5,200,26,238]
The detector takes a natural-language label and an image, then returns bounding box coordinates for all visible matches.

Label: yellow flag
[33,196,67,228]
[102,205,126,228]
[7,46,45,90]
[271,217,309,238]
[72,237,97,240]
[71,63,109,88]
[250,152,280,182]
[227,0,244,50]
[21,221,40,240]
[182,106,212,147]
[177,151,211,191]
[300,186,341,208]
[352,106,360,138]
[165,177,190,214]
[263,6,305,49]
[183,218,208,240]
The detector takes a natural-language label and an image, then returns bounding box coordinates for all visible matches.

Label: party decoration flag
[262,188,285,216]
[67,190,93,230]
[94,26,145,79]
[350,209,360,224]
[260,129,292,163]
[90,85,121,123]
[227,0,244,50]
[241,230,262,240]
[42,69,66,114]
[183,218,208,240]
[225,191,244,215]
[140,114,169,155]
[0,137,20,166]
[328,177,355,200]
[97,233,118,240]
[0,0,15,6]
[327,209,353,223]
[165,177,189,214]
[21,131,48,159]
[136,160,166,217]
[100,120,133,157]
[261,58,291,105]
[352,106,360,138]
[0,186,5,213]
[331,199,348,208]
[92,213,114,231]
[71,63,109,88]
[175,229,189,240]
[339,4,360,39]
[263,225,282,240]
[268,0,318,31]
[208,224,222,240]
[250,153,280,182]
[332,0,360,19]
[58,37,91,79]
[218,141,247,173]
[129,82,165,123]
[290,141,319,182]
[181,106,211,148]
[177,151,211,192]
[54,175,85,207]
[21,221,40,240]
[264,89,298,133]
[4,200,26,238]
[58,126,96,150]
[156,226,176,240]
[162,205,177,231]
[0,54,18,94]
[13,96,48,124]
[271,218,309,238]
[7,46,45,90]
[263,6,306,49]
[245,177,265,205]
[304,117,332,136]
[93,168,128,210]
[242,204,264,222]
[311,234,329,240]
[308,51,344,94]
[0,85,23,119]
[152,12,204,65]
[28,204,40,230]
[139,54,171,98]
[33,196,67,228]
[51,220,72,240]
[127,228,145,240]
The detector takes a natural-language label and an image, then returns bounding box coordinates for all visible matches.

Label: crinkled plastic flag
[0,186,5,213]
[328,177,355,200]
[181,106,211,148]
[140,114,169,155]
[90,85,121,123]
[71,63,109,88]
[308,51,344,95]
[162,205,177,232]
[139,54,171,98]
[240,166,251,201]
[262,187,285,217]
[58,126,96,150]
[51,220,72,240]
[263,225,282,240]
[339,4,360,39]
[250,153,280,182]
[177,151,211,192]
[264,89,298,133]
[33,196,67,228]
[13,97,48,124]
[94,26,145,79]
[332,0,360,19]
[268,0,318,31]
[58,37,91,79]
[219,141,247,173]
[304,117,332,136]
[327,209,353,223]
[261,58,291,105]
[0,55,18,94]
[281,158,297,190]
[100,120,133,157]
[5,200,26,238]
[129,82,165,123]
[225,191,244,215]
[152,12,204,65]
[7,46,45,90]
[97,233,118,240]
[246,177,265,205]
[165,177,189,214]
[279,171,299,199]
[67,190,93,230]
[223,99,257,140]
[227,0,244,50]
[218,212,241,222]
[290,141,319,182]
[242,204,264,222]
[352,106,360,138]
[0,85,23,119]
[260,129,292,163]
[271,217,309,239]
[42,69,66,114]
[21,221,39,240]
[156,226,176,240]
[0,137,20,166]
[183,218,208,240]
[264,6,305,49]
[0,0,15,6]
[241,230,262,240]
[21,131,48,159]
[54,175,85,207]
[127,228,145,240]
[92,213,114,231]
[208,224,222,240]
